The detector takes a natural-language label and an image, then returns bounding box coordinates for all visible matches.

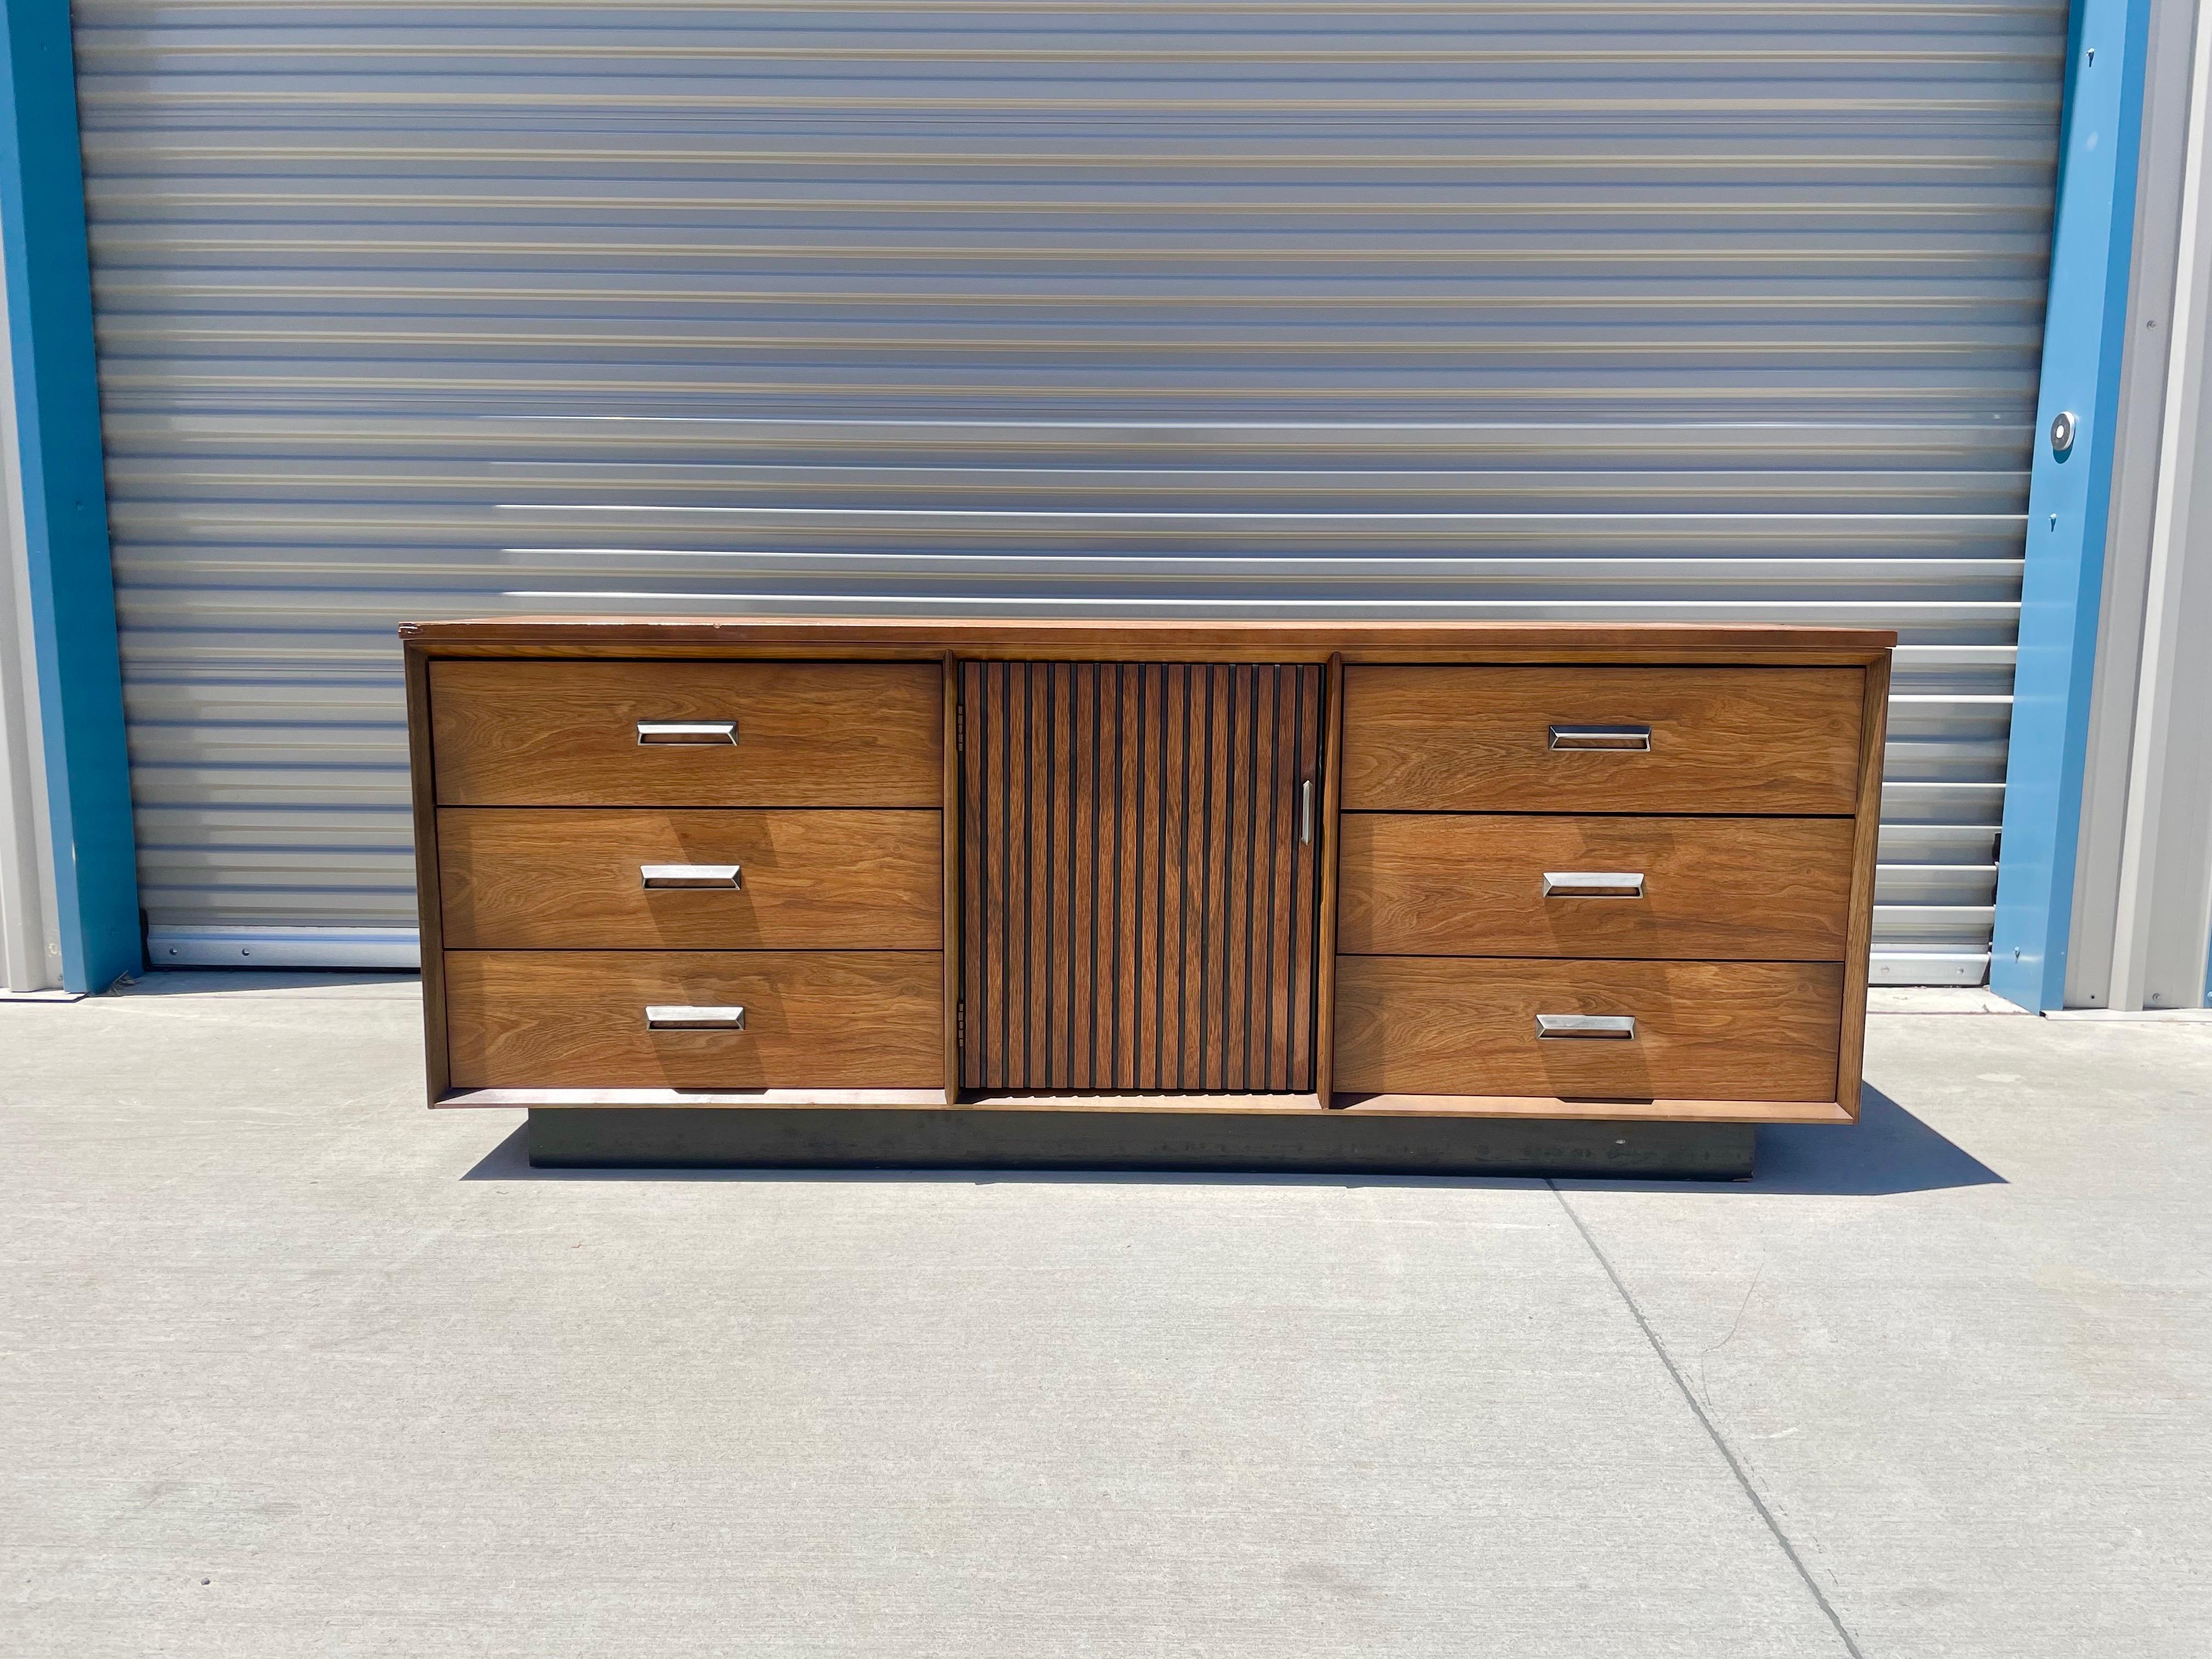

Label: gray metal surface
[70,2,2066,979]
[0,252,65,992]
[2070,0,2212,1012]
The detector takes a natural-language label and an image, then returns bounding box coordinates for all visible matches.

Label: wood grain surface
[440,1086,1848,1124]
[941,654,962,1104]
[404,642,450,1102]
[959,660,1324,1092]
[1834,650,1892,1118]
[403,616,1895,665]
[445,951,944,1089]
[1336,814,1854,960]
[405,621,1891,1124]
[431,660,942,806]
[1333,956,1843,1102]
[1340,665,1865,814]
[1329,1093,1853,1124]
[440,1087,951,1109]
[1311,653,1347,1104]
[436,808,941,949]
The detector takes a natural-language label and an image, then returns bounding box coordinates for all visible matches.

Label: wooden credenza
[403,619,1892,1165]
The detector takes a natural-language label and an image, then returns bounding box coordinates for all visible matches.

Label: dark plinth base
[526,1108,1756,1180]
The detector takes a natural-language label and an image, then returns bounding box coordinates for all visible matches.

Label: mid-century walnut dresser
[402,619,1892,1175]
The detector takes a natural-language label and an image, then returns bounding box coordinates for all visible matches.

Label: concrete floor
[3,976,2208,1658]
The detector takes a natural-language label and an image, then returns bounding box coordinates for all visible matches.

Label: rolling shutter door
[72,2,2059,982]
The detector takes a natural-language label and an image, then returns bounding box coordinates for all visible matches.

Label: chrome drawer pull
[1536,1013,1636,1040]
[637,720,737,745]
[1542,871,1645,899]
[1548,724,1651,752]
[640,864,742,890]
[646,1005,746,1031]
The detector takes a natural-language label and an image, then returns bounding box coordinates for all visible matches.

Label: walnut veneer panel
[445,951,944,1089]
[1333,957,1844,1102]
[1340,666,1865,814]
[959,661,1324,1092]
[438,809,941,950]
[1336,814,1854,960]
[431,661,941,806]
[405,617,1897,663]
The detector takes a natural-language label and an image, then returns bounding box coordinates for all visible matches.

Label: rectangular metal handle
[1548,724,1651,752]
[1535,1013,1636,1040]
[636,720,736,745]
[1300,778,1314,845]
[1542,871,1645,899]
[646,1005,746,1031]
[640,864,742,890]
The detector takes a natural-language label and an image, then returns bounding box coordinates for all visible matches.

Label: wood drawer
[445,951,944,1089]
[438,808,941,949]
[1340,665,1865,814]
[1336,814,1853,960]
[430,661,942,806]
[1333,957,1843,1102]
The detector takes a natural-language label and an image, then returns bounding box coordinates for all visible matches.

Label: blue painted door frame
[1,0,139,991]
[1990,0,2155,1011]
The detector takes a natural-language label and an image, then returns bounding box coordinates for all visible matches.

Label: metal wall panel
[69,1,2066,980]
[2,274,68,992]
[2068,0,2212,1012]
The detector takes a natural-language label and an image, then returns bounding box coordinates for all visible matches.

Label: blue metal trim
[1,0,139,992]
[1991,0,2154,1010]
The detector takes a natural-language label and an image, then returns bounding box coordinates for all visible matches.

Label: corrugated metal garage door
[71,2,2058,981]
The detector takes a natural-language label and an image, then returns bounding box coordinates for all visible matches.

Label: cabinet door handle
[646,1005,746,1031]
[637,720,737,745]
[641,864,742,889]
[1542,871,1645,899]
[1548,724,1650,752]
[1300,778,1314,845]
[1535,1013,1635,1040]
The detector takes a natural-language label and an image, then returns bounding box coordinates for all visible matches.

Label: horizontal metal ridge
[78,0,2047,979]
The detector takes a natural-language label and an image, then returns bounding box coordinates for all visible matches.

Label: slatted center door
[960,662,1325,1094]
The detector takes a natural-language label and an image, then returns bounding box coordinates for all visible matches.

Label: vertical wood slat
[943,652,963,1103]
[1073,663,1093,1087]
[1288,663,1320,1090]
[1047,662,1071,1089]
[1112,663,1136,1087]
[1002,663,1019,1085]
[1312,652,1347,1105]
[1224,666,1254,1090]
[1200,667,1229,1088]
[1194,663,1212,1092]
[1025,662,1048,1084]
[1161,664,1187,1089]
[967,659,992,1090]
[1209,666,1235,1090]
[1135,663,1161,1091]
[1264,665,1293,1091]
[960,661,1322,1093]
[1007,663,1026,1083]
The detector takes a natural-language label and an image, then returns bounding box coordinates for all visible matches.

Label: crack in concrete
[1696,1261,1767,1413]
[1548,1179,1867,1659]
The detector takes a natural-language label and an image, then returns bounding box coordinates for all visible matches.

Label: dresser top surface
[401,617,1894,664]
